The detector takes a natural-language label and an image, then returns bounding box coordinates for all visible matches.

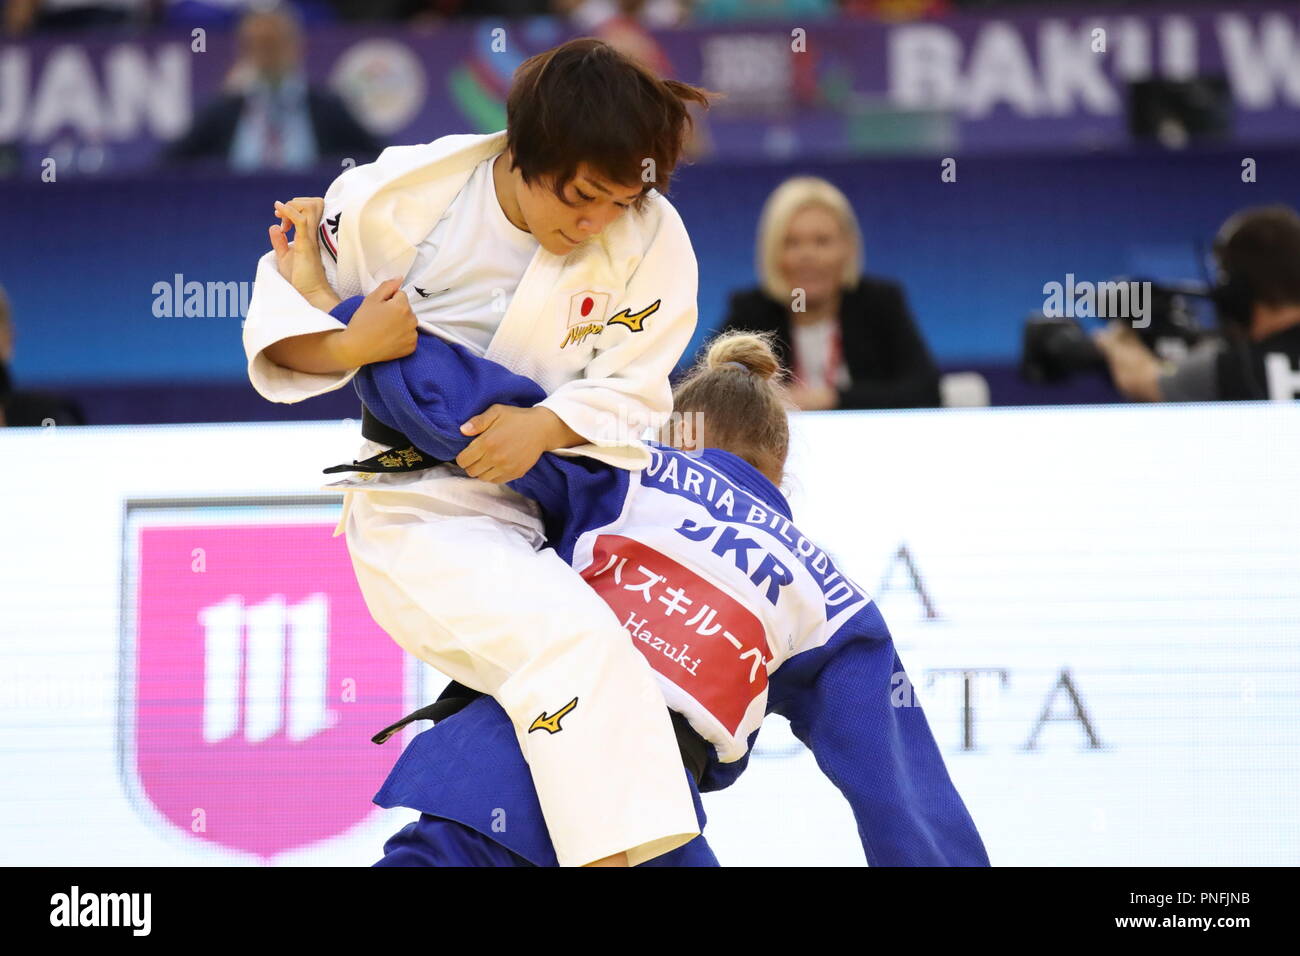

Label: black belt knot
[323,404,448,475]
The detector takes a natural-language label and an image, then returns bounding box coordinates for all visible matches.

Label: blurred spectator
[711,176,940,410]
[0,285,85,427]
[165,6,380,171]
[1096,206,1300,403]
[3,0,146,36]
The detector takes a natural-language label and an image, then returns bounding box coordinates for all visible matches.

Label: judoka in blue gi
[324,293,990,868]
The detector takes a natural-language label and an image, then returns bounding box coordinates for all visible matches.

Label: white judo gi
[242,130,702,866]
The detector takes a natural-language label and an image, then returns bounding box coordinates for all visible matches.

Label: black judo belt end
[323,444,437,475]
[324,405,448,475]
[371,685,486,745]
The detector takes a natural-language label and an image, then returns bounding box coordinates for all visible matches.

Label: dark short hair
[505,37,713,208]
[1215,205,1300,307]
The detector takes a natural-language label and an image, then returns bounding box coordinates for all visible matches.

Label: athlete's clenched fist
[456,405,586,484]
[337,278,420,366]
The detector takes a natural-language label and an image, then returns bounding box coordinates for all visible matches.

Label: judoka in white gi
[241,38,714,867]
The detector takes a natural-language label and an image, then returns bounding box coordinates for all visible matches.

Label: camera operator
[1095,205,1300,403]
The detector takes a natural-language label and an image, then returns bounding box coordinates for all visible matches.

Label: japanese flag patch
[561,290,612,349]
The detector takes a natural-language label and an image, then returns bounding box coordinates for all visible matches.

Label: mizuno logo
[606,299,661,333]
[413,286,448,299]
[528,697,578,734]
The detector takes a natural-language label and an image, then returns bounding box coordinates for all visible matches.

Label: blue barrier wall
[3,144,1298,389]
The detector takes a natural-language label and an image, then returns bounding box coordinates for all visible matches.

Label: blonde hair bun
[704,331,781,381]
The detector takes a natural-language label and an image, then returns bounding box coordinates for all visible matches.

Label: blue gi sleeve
[330,296,629,559]
[767,602,991,866]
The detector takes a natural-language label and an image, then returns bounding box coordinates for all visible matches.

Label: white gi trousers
[331,458,701,867]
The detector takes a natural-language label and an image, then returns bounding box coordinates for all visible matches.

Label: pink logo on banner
[581,534,768,734]
[127,519,403,860]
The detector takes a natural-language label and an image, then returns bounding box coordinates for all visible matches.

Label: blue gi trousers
[371,695,719,867]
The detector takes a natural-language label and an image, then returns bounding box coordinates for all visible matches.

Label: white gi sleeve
[537,197,698,448]
[242,180,358,404]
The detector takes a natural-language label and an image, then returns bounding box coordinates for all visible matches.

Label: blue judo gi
[327,295,990,868]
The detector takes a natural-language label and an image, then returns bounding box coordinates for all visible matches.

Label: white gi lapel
[483,250,565,377]
[341,131,511,293]
[483,239,622,385]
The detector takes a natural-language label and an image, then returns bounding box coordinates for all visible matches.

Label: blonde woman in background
[714,176,941,411]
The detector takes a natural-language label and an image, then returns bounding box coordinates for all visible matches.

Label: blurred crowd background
[2,0,1298,426]
[4,0,1233,35]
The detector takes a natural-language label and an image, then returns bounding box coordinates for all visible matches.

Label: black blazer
[166,88,382,165]
[717,277,942,409]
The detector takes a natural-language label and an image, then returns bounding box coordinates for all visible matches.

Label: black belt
[322,405,448,475]
[360,404,411,449]
[372,681,711,790]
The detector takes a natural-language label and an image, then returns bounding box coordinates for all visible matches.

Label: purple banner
[1,3,1298,175]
